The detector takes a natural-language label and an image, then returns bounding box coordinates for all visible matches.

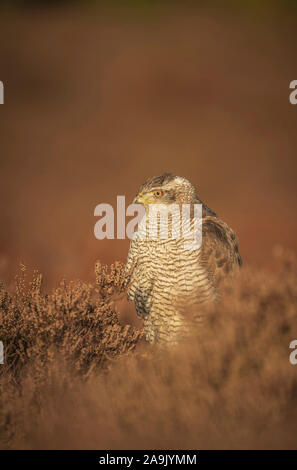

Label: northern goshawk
[125,173,241,344]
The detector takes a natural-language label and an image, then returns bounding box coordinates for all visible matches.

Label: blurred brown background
[0,2,297,289]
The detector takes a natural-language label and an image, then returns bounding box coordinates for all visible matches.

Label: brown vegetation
[1,3,297,451]
[1,7,297,289]
[0,249,296,449]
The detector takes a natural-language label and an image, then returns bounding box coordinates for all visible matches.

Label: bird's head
[133,173,198,206]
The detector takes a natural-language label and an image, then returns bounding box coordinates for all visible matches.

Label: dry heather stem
[0,252,297,449]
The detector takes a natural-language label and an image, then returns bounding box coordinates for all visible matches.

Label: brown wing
[200,215,242,289]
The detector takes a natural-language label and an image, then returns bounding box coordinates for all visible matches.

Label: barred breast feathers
[125,173,242,344]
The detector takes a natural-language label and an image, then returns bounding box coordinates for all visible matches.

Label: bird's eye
[154,190,163,198]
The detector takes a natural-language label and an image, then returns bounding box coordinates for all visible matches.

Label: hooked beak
[132,192,142,204]
[132,192,153,205]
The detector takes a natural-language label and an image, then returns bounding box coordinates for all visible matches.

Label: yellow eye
[154,190,162,198]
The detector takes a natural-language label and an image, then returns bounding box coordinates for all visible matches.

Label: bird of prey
[125,173,241,344]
